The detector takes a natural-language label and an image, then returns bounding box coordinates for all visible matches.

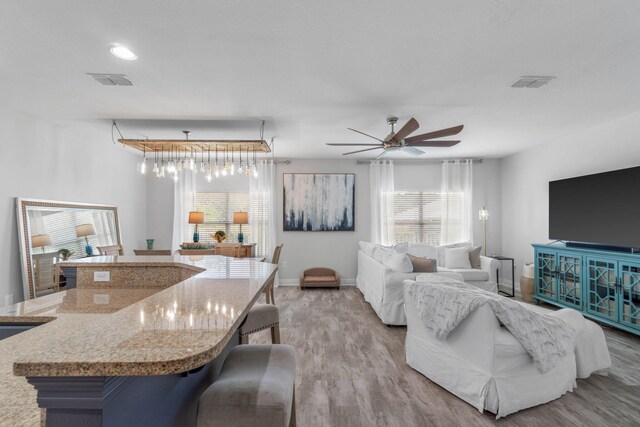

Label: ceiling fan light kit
[326,117,464,158]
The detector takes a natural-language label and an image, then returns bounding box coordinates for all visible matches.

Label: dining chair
[32,252,60,296]
[97,244,123,256]
[263,244,284,304]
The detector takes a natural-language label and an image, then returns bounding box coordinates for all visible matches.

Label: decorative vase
[146,239,155,250]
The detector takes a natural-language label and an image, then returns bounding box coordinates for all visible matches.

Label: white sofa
[356,241,499,325]
[404,278,611,418]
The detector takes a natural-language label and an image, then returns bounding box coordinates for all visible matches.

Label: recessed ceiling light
[109,44,137,61]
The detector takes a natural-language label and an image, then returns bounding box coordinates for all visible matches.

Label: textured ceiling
[1,1,640,159]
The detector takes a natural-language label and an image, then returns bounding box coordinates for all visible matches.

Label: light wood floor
[250,286,640,427]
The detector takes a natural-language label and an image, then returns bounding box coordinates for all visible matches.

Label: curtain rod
[355,159,483,165]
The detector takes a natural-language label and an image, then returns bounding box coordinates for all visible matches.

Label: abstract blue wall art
[283,173,355,231]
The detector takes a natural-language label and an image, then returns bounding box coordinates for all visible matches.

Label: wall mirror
[16,198,122,300]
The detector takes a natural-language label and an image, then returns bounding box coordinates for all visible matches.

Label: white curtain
[440,159,473,245]
[369,160,395,245]
[249,160,277,258]
[172,169,197,251]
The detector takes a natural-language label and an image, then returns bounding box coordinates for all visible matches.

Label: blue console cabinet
[533,243,640,335]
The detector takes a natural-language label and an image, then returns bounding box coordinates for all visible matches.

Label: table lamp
[31,234,52,253]
[233,211,248,244]
[189,211,205,243]
[479,206,489,256]
[76,224,96,256]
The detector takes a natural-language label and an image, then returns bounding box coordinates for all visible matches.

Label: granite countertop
[0,256,276,427]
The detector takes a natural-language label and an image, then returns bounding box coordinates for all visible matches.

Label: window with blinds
[194,192,250,244]
[393,191,464,245]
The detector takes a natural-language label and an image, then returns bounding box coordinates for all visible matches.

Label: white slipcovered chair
[404,279,611,418]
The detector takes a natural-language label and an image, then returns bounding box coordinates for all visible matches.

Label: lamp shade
[479,206,489,221]
[188,211,205,224]
[75,223,96,238]
[31,234,52,248]
[233,211,248,225]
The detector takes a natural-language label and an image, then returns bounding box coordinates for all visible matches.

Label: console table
[533,243,640,335]
[178,244,256,258]
[215,243,256,258]
[491,255,515,297]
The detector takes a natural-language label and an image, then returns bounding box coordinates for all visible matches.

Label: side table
[491,255,515,297]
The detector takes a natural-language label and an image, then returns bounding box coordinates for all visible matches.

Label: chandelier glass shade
[139,145,260,181]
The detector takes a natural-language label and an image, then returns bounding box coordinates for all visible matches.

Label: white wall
[146,158,502,283]
[146,172,174,250]
[501,111,640,290]
[0,105,148,303]
[276,160,370,283]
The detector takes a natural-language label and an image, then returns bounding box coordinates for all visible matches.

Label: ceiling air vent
[86,73,133,86]
[511,76,555,88]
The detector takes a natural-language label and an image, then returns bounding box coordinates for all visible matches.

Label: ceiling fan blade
[342,147,383,155]
[401,146,425,156]
[388,117,419,143]
[406,140,461,148]
[347,128,385,143]
[404,125,464,143]
[375,150,388,160]
[326,143,382,146]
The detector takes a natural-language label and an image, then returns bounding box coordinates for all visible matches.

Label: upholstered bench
[197,344,297,427]
[300,267,340,289]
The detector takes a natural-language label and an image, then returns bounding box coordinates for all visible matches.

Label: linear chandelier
[114,121,271,181]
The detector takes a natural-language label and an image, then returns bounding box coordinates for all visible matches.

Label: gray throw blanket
[406,276,578,373]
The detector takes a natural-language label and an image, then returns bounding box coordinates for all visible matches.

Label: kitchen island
[0,255,277,427]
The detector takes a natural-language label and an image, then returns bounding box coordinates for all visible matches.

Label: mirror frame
[16,198,122,300]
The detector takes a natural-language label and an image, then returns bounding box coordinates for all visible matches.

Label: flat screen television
[549,166,640,249]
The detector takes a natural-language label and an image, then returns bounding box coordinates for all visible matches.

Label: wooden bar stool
[239,304,280,344]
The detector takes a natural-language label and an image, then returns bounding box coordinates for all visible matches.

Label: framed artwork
[283,173,355,231]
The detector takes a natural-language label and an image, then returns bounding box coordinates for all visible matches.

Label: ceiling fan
[326,117,463,157]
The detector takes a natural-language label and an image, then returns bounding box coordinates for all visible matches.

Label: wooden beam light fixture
[114,121,270,180]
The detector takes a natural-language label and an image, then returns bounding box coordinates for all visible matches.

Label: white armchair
[404,280,611,418]
[480,256,500,283]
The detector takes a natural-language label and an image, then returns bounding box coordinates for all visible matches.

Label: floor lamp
[479,206,489,256]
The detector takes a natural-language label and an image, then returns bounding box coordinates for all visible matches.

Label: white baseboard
[278,278,356,286]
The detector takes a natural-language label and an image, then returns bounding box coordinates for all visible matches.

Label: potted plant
[212,230,227,243]
[58,249,75,261]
